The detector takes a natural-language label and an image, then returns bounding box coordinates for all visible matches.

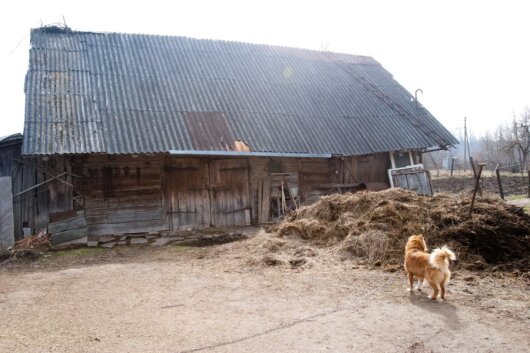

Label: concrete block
[151,238,171,246]
[98,235,116,243]
[0,177,14,250]
[130,237,148,245]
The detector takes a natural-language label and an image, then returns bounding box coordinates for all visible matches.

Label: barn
[16,26,457,245]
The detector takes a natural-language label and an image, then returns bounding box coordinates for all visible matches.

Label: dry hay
[276,188,530,271]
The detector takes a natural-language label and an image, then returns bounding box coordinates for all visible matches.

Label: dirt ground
[1,233,528,353]
[431,174,526,196]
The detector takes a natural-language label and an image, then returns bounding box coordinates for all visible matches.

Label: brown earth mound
[276,189,530,270]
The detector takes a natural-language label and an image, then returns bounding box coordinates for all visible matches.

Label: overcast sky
[1,0,528,140]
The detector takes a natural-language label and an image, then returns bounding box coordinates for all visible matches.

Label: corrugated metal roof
[0,133,23,144]
[23,27,458,156]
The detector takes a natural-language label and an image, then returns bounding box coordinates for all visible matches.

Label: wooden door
[209,159,250,227]
[166,158,210,229]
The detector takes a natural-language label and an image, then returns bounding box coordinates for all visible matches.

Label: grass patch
[505,194,527,201]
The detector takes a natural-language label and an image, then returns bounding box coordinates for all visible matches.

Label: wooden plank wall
[165,157,210,230]
[341,153,391,185]
[249,154,391,217]
[0,141,75,239]
[48,210,87,244]
[2,152,397,236]
[0,141,29,239]
[249,157,302,223]
[80,155,167,236]
[302,159,335,203]
[209,159,251,227]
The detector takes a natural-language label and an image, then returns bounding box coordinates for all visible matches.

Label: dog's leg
[440,282,446,300]
[429,282,439,300]
[415,279,424,291]
[407,272,414,291]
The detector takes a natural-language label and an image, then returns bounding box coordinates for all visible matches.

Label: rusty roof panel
[184,112,235,151]
[23,27,457,156]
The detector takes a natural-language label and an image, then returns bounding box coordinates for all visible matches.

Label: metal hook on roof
[415,89,423,109]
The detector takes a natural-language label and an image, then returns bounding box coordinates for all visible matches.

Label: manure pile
[275,189,530,271]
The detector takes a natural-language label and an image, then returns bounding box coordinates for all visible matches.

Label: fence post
[468,163,486,218]
[527,170,530,198]
[495,168,504,200]
[469,157,482,196]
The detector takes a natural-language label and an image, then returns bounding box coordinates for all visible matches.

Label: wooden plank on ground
[260,178,270,223]
[48,211,87,233]
[51,228,88,245]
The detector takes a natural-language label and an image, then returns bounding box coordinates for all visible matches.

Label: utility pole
[463,117,468,172]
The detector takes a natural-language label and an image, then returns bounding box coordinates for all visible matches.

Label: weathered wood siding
[48,210,87,244]
[5,152,396,238]
[165,157,250,229]
[209,159,250,227]
[81,155,167,235]
[302,158,334,203]
[165,157,210,229]
[341,153,391,184]
[249,157,303,223]
[249,154,391,223]
[0,138,75,239]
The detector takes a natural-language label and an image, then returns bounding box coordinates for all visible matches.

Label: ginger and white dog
[404,234,456,300]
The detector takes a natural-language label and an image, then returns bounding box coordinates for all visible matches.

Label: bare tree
[508,107,530,173]
[477,124,511,171]
[425,150,446,176]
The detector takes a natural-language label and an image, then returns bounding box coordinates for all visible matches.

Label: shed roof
[0,133,23,146]
[23,27,457,156]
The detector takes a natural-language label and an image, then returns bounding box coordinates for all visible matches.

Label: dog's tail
[428,246,456,269]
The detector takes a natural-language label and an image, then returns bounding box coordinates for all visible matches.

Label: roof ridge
[31,26,377,63]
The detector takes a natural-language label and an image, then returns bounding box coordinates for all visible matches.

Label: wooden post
[389,151,396,169]
[495,168,504,200]
[527,170,530,198]
[280,181,286,214]
[469,157,477,179]
[450,157,455,177]
[468,163,486,218]
[469,157,482,196]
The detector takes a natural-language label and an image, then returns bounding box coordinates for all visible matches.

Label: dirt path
[0,243,528,353]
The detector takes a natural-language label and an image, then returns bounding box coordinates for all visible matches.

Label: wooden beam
[13,172,68,197]
[389,152,396,169]
[7,156,80,181]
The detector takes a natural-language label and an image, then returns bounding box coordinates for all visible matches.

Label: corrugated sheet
[0,133,22,144]
[23,27,458,156]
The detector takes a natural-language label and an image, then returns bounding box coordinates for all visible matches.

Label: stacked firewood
[15,230,50,249]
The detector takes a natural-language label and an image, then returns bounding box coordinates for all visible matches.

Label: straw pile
[276,189,530,270]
